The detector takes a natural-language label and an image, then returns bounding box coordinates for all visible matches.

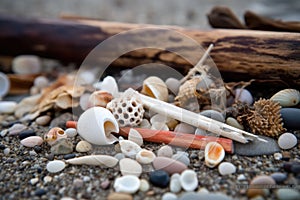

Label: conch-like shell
[204,141,225,168]
[66,155,118,168]
[77,107,119,145]
[44,127,67,146]
[270,89,300,107]
[141,76,168,101]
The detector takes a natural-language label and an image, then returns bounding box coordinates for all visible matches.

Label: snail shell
[77,107,119,145]
[204,141,225,168]
[270,89,300,107]
[44,127,67,146]
[141,76,168,101]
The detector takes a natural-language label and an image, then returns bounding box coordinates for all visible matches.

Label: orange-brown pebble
[107,193,133,200]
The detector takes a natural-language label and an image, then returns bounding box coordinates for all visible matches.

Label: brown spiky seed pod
[237,98,286,137]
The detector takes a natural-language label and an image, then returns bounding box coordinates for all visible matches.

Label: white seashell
[139,179,150,192]
[94,76,119,97]
[20,136,43,147]
[151,122,169,131]
[170,173,182,193]
[136,149,156,164]
[162,192,178,200]
[119,158,142,177]
[204,142,225,168]
[76,141,92,152]
[65,128,77,138]
[128,128,143,146]
[0,101,17,114]
[34,76,49,89]
[165,78,180,95]
[114,175,141,194]
[139,119,151,129]
[270,89,300,107]
[46,160,66,173]
[235,88,253,105]
[77,107,119,145]
[79,93,91,111]
[141,76,168,101]
[44,127,67,146]
[66,155,118,168]
[278,132,297,150]
[218,162,236,175]
[119,140,142,158]
[87,90,113,108]
[12,55,41,74]
[180,169,198,191]
[157,145,173,157]
[0,72,10,99]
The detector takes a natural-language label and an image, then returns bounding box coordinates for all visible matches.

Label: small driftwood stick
[119,127,233,154]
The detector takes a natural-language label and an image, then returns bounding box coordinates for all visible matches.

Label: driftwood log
[0,15,299,86]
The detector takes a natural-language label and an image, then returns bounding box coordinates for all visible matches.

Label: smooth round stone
[0,72,10,98]
[0,101,17,114]
[157,145,173,158]
[114,153,125,160]
[8,123,27,136]
[3,148,10,155]
[50,138,73,155]
[35,188,46,196]
[218,162,236,175]
[180,170,198,192]
[34,76,49,89]
[119,158,142,177]
[63,154,76,160]
[235,88,253,105]
[172,153,190,166]
[274,152,283,160]
[149,170,170,188]
[225,117,244,130]
[278,132,297,150]
[291,164,300,174]
[12,55,41,74]
[276,189,300,200]
[179,192,232,200]
[280,108,300,129]
[174,123,195,134]
[100,179,110,190]
[162,192,178,200]
[153,157,187,174]
[139,179,150,192]
[250,175,276,185]
[170,173,181,193]
[19,130,36,140]
[46,160,66,173]
[200,110,225,122]
[20,136,43,147]
[165,78,180,95]
[76,141,92,153]
[35,115,51,126]
[270,173,287,184]
[65,128,77,138]
[107,192,133,200]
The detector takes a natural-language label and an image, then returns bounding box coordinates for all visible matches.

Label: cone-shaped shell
[141,76,168,101]
[77,107,119,145]
[270,89,300,107]
[66,155,118,168]
[204,142,225,168]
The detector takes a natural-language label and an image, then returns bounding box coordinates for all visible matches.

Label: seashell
[35,115,51,126]
[153,157,187,174]
[55,93,73,109]
[170,173,182,193]
[278,132,297,150]
[162,192,178,200]
[87,90,113,108]
[46,160,66,173]
[218,162,236,175]
[270,89,300,107]
[157,145,173,158]
[165,77,181,95]
[77,107,119,145]
[12,55,41,74]
[0,72,10,99]
[20,136,43,147]
[44,127,67,146]
[65,128,77,138]
[34,76,49,89]
[151,122,169,131]
[180,169,198,191]
[106,90,144,127]
[119,158,142,177]
[14,95,40,118]
[113,175,141,194]
[136,149,156,164]
[0,101,17,114]
[204,142,225,168]
[94,76,119,97]
[76,140,92,152]
[66,155,118,167]
[119,140,142,158]
[141,76,168,101]
[79,93,91,111]
[128,128,143,146]
[235,88,253,105]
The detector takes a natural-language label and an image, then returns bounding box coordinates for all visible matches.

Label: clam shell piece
[77,107,119,145]
[66,155,118,168]
[128,128,143,146]
[119,140,142,158]
[87,90,113,108]
[270,89,300,107]
[141,76,168,101]
[204,142,225,168]
[114,175,141,194]
[136,149,156,164]
[119,158,142,177]
[180,169,198,191]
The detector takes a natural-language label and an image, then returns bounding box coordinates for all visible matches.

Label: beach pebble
[119,158,142,177]
[76,140,92,153]
[276,188,300,200]
[136,149,156,164]
[218,162,236,175]
[270,172,287,184]
[237,174,247,181]
[3,148,10,155]
[30,177,39,185]
[34,188,47,196]
[180,170,198,191]
[250,175,276,185]
[0,72,10,98]
[65,128,77,138]
[139,119,151,129]
[43,175,52,183]
[12,55,41,74]
[114,153,125,160]
[157,145,173,158]
[34,76,49,89]
[225,117,244,130]
[19,130,36,140]
[151,122,169,131]
[200,110,225,122]
[128,128,143,146]
[107,192,133,200]
[235,88,253,105]
[46,160,66,173]
[274,152,282,160]
[278,132,297,150]
[20,136,43,147]
[119,140,142,158]
[0,101,17,114]
[139,179,150,192]
[166,78,180,95]
[8,123,27,136]
[170,173,182,193]
[153,157,187,174]
[172,153,190,166]
[113,175,140,194]
[100,179,110,190]
[50,138,73,155]
[179,192,232,200]
[162,192,178,200]
[149,170,170,188]
[174,123,195,134]
[79,93,91,111]
[35,115,51,126]
[280,108,300,129]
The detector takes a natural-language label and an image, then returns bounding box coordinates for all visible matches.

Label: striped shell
[270,89,300,107]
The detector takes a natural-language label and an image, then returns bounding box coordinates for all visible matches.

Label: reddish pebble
[21,136,43,147]
[153,157,187,174]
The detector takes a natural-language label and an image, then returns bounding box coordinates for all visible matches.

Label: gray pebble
[280,108,300,129]
[3,147,10,155]
[200,110,225,122]
[172,153,190,166]
[162,192,178,200]
[179,192,233,200]
[270,173,287,184]
[276,189,300,200]
[50,138,73,155]
[73,178,84,189]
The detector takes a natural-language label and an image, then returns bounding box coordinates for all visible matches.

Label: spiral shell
[141,76,168,101]
[270,89,300,107]
[44,127,67,146]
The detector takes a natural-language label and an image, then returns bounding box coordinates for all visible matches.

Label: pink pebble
[21,136,43,147]
[153,157,187,174]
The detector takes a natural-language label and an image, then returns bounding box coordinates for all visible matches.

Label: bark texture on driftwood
[0,16,299,86]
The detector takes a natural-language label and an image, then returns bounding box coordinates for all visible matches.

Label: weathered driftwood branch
[0,16,299,86]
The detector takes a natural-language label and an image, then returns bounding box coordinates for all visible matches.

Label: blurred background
[0,0,299,29]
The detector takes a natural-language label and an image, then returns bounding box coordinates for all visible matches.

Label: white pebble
[235,88,253,105]
[65,128,77,138]
[180,170,198,191]
[157,145,173,157]
[29,150,37,156]
[43,175,52,183]
[139,179,150,192]
[76,140,92,153]
[274,152,283,160]
[35,115,51,126]
[46,160,66,173]
[0,101,17,114]
[83,176,91,182]
[119,158,142,177]
[162,192,178,200]
[30,177,39,185]
[278,132,297,150]
[0,129,8,137]
[12,55,41,74]
[172,153,190,166]
[119,140,142,158]
[170,173,181,193]
[114,175,141,194]
[20,136,43,147]
[218,162,236,175]
[79,93,90,111]
[237,174,247,181]
[34,76,49,89]
[3,148,10,155]
[226,117,244,130]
